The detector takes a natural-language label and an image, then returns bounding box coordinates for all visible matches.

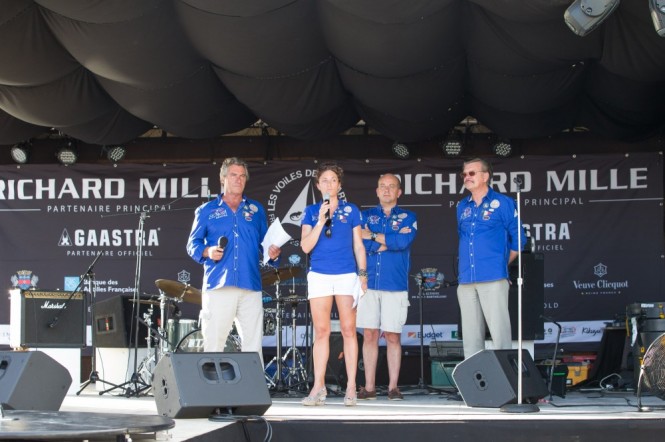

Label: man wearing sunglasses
[456,158,526,359]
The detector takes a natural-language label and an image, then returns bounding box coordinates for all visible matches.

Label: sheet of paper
[262,217,292,264]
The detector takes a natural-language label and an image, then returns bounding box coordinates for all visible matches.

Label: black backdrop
[1,153,663,348]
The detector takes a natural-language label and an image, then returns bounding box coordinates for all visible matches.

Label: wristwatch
[370,232,377,241]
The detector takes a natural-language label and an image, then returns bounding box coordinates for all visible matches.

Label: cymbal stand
[282,297,307,390]
[265,276,287,391]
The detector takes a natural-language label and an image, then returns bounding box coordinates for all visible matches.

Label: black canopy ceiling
[1,0,664,150]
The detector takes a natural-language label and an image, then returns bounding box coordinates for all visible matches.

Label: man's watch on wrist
[370,232,377,241]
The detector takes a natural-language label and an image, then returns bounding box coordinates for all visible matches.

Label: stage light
[441,130,464,157]
[391,141,410,160]
[56,141,77,165]
[564,0,620,36]
[106,145,126,162]
[492,138,513,158]
[10,142,30,164]
[650,0,665,36]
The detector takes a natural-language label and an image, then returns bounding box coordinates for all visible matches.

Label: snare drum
[166,318,199,351]
[176,329,241,353]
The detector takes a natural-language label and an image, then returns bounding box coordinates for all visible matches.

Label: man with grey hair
[187,157,281,362]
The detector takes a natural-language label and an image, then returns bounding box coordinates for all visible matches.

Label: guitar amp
[9,289,86,348]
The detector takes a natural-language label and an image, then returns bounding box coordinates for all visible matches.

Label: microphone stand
[100,211,152,397]
[501,177,539,413]
[76,252,121,395]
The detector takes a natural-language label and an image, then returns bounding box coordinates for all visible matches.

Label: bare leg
[336,294,358,397]
[384,331,402,391]
[362,328,380,392]
[308,296,333,395]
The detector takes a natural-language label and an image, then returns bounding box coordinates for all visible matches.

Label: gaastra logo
[11,270,39,290]
[59,228,160,247]
[413,268,445,291]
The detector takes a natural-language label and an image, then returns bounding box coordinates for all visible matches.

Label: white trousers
[457,279,511,359]
[200,286,264,366]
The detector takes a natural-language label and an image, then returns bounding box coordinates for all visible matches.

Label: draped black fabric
[0,0,663,147]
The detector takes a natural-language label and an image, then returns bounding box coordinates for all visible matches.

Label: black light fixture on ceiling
[492,137,513,158]
[106,145,126,163]
[56,140,77,165]
[564,0,620,36]
[391,141,410,160]
[650,0,665,36]
[10,141,31,164]
[441,129,464,158]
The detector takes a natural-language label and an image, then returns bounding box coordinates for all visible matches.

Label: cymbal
[155,279,202,304]
[130,299,160,306]
[261,267,302,286]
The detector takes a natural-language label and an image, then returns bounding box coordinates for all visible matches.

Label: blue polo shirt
[302,200,362,274]
[362,205,417,291]
[187,194,268,292]
[457,187,526,284]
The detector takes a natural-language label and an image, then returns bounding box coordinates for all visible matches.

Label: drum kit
[261,266,309,393]
[135,268,308,394]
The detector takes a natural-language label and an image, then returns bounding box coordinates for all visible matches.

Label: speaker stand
[501,178,539,414]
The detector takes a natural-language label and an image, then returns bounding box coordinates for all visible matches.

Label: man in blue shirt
[457,158,525,359]
[187,157,281,362]
[357,173,417,401]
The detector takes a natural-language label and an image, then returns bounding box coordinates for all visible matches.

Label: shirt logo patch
[490,199,500,209]
[211,208,228,219]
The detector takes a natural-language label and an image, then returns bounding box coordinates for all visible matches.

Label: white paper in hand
[262,218,292,264]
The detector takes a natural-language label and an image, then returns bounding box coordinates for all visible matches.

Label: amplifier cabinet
[9,289,86,348]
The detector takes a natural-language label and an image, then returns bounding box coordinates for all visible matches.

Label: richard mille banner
[1,154,663,348]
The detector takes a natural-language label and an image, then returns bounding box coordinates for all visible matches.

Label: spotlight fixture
[391,141,410,160]
[650,0,665,36]
[564,0,620,36]
[106,145,126,162]
[492,138,513,158]
[10,142,31,164]
[56,141,78,165]
[441,129,464,157]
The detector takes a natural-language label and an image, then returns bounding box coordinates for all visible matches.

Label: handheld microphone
[323,192,330,219]
[214,236,228,263]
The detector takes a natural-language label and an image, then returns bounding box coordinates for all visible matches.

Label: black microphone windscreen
[218,236,228,249]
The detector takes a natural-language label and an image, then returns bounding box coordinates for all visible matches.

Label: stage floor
[37,384,665,442]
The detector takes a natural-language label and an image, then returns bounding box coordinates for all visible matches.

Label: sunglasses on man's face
[460,170,486,178]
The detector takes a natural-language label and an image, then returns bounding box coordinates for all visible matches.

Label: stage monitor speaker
[92,295,158,348]
[452,349,548,408]
[0,351,72,411]
[9,289,85,348]
[152,352,271,418]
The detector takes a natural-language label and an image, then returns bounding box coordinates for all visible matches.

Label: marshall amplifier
[9,289,86,348]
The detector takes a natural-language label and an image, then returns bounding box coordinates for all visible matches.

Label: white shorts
[307,271,357,299]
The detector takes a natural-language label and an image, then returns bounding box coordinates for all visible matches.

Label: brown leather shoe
[388,388,403,400]
[357,387,377,400]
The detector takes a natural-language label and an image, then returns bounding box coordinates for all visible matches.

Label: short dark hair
[314,162,344,185]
